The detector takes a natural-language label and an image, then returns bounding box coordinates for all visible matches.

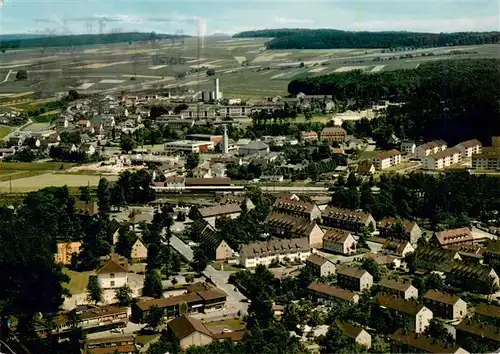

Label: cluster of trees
[234,29,500,49]
[290,59,500,144]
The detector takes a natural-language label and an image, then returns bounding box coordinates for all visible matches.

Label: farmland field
[0,125,14,139]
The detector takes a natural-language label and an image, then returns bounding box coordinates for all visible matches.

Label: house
[322,228,357,255]
[271,198,322,222]
[356,161,376,175]
[447,244,485,264]
[431,228,474,247]
[264,212,325,248]
[400,141,416,154]
[86,335,138,354]
[305,253,336,277]
[337,266,373,291]
[96,258,128,289]
[219,195,255,211]
[377,279,418,299]
[377,218,422,244]
[364,252,402,269]
[192,161,212,178]
[167,315,213,350]
[239,140,270,156]
[133,283,226,321]
[472,149,500,170]
[473,302,500,323]
[321,207,376,234]
[130,238,147,261]
[381,239,415,258]
[74,200,99,216]
[60,142,78,153]
[80,143,96,155]
[445,264,499,293]
[422,148,461,170]
[371,149,402,170]
[54,241,82,265]
[335,320,371,349]
[416,140,447,159]
[190,219,234,261]
[300,131,318,141]
[412,245,462,272]
[391,329,468,354]
[454,139,482,158]
[76,119,91,128]
[239,238,310,268]
[195,203,242,228]
[320,127,347,143]
[308,281,359,304]
[455,318,500,353]
[259,175,284,182]
[0,148,15,159]
[165,176,186,191]
[423,290,467,320]
[373,294,433,333]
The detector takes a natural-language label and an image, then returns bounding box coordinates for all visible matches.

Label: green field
[0,125,14,139]
[63,268,94,295]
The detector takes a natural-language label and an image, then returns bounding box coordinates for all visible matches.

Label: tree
[425,319,455,346]
[145,305,165,332]
[185,152,200,170]
[185,273,195,283]
[142,268,163,298]
[87,276,102,305]
[176,210,186,222]
[97,178,111,215]
[115,285,133,306]
[16,70,28,80]
[115,224,136,259]
[79,186,91,202]
[120,134,137,153]
[282,302,301,332]
[68,90,79,101]
[110,184,125,211]
[206,68,216,76]
[361,258,381,282]
[191,246,209,274]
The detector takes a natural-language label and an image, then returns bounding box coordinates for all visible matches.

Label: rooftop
[337,266,370,279]
[308,281,358,301]
[455,318,500,342]
[374,294,426,315]
[167,315,212,340]
[474,302,500,319]
[434,228,473,246]
[306,253,333,267]
[197,203,242,218]
[378,278,415,292]
[240,238,310,259]
[423,290,463,306]
[391,329,464,354]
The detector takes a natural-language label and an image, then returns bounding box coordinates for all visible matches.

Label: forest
[233,28,500,49]
[289,59,500,145]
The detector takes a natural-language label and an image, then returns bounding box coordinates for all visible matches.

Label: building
[259,175,284,182]
[372,149,402,170]
[96,258,128,289]
[321,207,376,234]
[190,219,234,261]
[373,295,433,333]
[305,253,336,277]
[391,329,468,354]
[423,290,467,320]
[195,203,242,228]
[239,238,310,268]
[164,140,214,153]
[132,282,227,322]
[337,266,373,291]
[86,335,137,354]
[320,127,347,143]
[455,318,500,353]
[431,228,474,247]
[381,239,415,258]
[472,149,500,170]
[239,140,270,156]
[416,140,448,159]
[272,198,322,222]
[264,212,325,248]
[445,264,499,292]
[165,176,186,190]
[336,320,372,349]
[400,142,416,154]
[454,139,482,158]
[219,194,255,211]
[167,315,213,350]
[130,238,147,261]
[308,281,359,304]
[473,302,500,323]
[322,228,357,255]
[412,245,462,272]
[377,218,422,244]
[300,131,318,141]
[422,147,461,170]
[377,279,418,299]
[356,161,376,175]
[185,134,223,144]
[54,241,82,265]
[74,200,99,216]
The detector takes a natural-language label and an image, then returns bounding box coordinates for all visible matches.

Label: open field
[0,173,119,192]
[0,125,14,139]
[63,269,94,295]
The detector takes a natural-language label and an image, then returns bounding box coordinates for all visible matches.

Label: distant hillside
[0,32,190,50]
[0,34,51,41]
[233,29,500,49]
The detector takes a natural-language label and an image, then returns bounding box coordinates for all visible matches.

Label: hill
[0,32,190,50]
[233,29,500,49]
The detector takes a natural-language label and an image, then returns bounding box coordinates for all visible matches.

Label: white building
[260,175,284,182]
[415,140,447,159]
[371,149,402,170]
[164,140,214,153]
[454,139,482,158]
[422,147,461,170]
[322,229,357,255]
[375,294,433,333]
[239,238,310,268]
[96,259,128,289]
[400,142,416,154]
[165,176,186,190]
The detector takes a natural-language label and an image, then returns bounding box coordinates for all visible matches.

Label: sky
[0,0,498,36]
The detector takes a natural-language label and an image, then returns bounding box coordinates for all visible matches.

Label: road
[169,235,249,317]
[2,118,32,142]
[1,70,13,84]
[471,226,498,241]
[260,186,328,194]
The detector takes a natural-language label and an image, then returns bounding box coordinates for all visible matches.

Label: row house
[473,302,500,324]
[371,149,402,170]
[271,198,322,222]
[377,217,422,244]
[337,266,373,291]
[305,253,336,277]
[194,203,242,228]
[321,206,376,234]
[238,238,311,268]
[445,264,500,293]
[86,335,137,354]
[320,126,347,143]
[422,147,461,170]
[264,212,324,248]
[322,228,357,255]
[377,279,418,299]
[415,140,447,159]
[431,227,474,248]
[423,290,467,320]
[190,219,234,261]
[400,141,416,154]
[180,107,217,119]
[484,240,500,267]
[308,281,360,304]
[412,245,462,272]
[336,320,372,349]
[381,239,415,258]
[454,139,482,158]
[455,319,500,353]
[472,148,500,170]
[300,131,318,141]
[373,294,433,333]
[391,329,468,354]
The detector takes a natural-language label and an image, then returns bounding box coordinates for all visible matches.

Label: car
[233,287,238,292]
[110,328,123,334]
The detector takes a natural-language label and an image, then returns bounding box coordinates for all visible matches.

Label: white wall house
[371,150,402,170]
[239,238,310,268]
[96,259,128,289]
[422,147,461,170]
[400,142,416,154]
[454,139,482,158]
[323,229,357,255]
[415,140,447,159]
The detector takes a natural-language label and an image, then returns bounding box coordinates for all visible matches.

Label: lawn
[0,162,75,171]
[206,318,246,332]
[0,125,14,139]
[360,150,382,159]
[136,334,160,346]
[63,268,94,295]
[211,261,241,272]
[0,173,118,192]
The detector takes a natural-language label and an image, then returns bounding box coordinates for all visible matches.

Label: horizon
[0,1,498,36]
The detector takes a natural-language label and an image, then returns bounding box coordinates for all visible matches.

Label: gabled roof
[322,228,353,243]
[474,302,500,319]
[321,206,372,223]
[374,149,401,160]
[197,203,242,218]
[455,318,500,342]
[382,239,412,256]
[264,212,319,238]
[167,314,212,340]
[456,139,481,149]
[239,238,309,259]
[335,320,364,339]
[434,228,473,246]
[308,281,358,302]
[306,253,333,267]
[96,259,127,274]
[391,329,465,354]
[417,140,447,150]
[321,127,346,135]
[429,147,461,160]
[378,217,417,233]
[424,290,463,306]
[357,160,375,173]
[337,266,370,279]
[378,278,415,292]
[374,294,427,315]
